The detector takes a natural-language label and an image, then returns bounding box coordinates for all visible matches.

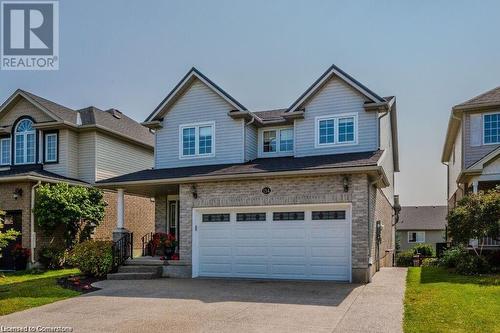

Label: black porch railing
[111,233,133,271]
[141,232,153,256]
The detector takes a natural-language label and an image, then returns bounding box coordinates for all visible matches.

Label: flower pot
[164,247,175,259]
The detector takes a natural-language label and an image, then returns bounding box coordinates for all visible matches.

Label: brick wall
[372,186,395,274]
[0,182,33,251]
[93,190,155,250]
[176,174,374,282]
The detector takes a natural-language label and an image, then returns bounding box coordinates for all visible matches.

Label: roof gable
[0,89,66,123]
[287,64,385,112]
[146,67,247,122]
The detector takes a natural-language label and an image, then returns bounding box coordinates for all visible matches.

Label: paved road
[0,267,407,333]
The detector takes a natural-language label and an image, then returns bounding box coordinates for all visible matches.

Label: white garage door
[193,204,351,281]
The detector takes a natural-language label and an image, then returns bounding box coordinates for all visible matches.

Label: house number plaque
[262,187,271,194]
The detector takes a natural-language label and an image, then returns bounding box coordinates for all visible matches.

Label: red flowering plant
[149,233,178,258]
[12,243,30,259]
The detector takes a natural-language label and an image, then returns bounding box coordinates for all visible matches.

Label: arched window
[15,119,36,164]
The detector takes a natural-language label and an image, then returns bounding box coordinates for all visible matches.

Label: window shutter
[469,114,482,146]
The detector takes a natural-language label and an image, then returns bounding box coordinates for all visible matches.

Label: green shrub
[439,246,467,268]
[411,243,435,256]
[455,254,491,275]
[397,249,415,267]
[39,246,68,269]
[421,257,439,267]
[68,240,113,277]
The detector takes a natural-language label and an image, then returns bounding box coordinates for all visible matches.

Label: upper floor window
[484,113,499,144]
[179,122,214,158]
[14,119,36,165]
[262,127,294,154]
[44,132,58,163]
[0,137,10,166]
[315,113,357,147]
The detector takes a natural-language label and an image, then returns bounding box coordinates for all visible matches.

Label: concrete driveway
[0,268,407,333]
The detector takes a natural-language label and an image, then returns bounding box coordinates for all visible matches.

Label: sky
[2,0,500,206]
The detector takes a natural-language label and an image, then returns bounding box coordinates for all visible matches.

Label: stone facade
[93,191,155,250]
[157,173,394,283]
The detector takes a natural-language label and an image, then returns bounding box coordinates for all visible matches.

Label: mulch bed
[57,275,102,293]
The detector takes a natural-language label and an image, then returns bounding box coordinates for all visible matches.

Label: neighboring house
[98,64,400,283]
[442,87,500,206]
[397,206,446,251]
[442,87,500,248]
[0,89,155,269]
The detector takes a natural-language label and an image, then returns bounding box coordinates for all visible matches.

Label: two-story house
[442,87,500,248]
[98,64,400,283]
[0,89,155,269]
[442,87,500,206]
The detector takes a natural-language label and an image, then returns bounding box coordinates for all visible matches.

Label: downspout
[244,116,256,162]
[30,181,41,264]
[367,175,383,282]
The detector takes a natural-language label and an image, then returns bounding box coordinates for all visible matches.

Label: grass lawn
[404,267,500,333]
[0,268,81,316]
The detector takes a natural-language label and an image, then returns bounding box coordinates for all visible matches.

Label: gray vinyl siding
[66,129,79,179]
[95,132,153,181]
[378,113,394,205]
[155,79,244,168]
[294,77,378,157]
[78,131,96,183]
[463,111,500,168]
[245,124,258,161]
[397,230,445,251]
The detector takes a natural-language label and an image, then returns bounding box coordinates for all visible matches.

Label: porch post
[113,188,130,242]
[472,181,479,194]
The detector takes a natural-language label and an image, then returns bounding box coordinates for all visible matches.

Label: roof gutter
[0,175,88,186]
[95,165,390,188]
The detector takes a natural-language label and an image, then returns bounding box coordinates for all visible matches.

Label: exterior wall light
[191,185,198,199]
[343,176,349,192]
[13,188,23,200]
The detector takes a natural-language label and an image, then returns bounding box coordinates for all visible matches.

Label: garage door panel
[234,264,268,274]
[199,246,232,256]
[195,204,351,281]
[234,246,267,256]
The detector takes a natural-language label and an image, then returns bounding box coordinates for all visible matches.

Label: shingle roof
[78,107,154,146]
[454,86,500,108]
[0,165,87,184]
[253,109,287,121]
[98,150,383,184]
[397,206,447,230]
[9,90,153,147]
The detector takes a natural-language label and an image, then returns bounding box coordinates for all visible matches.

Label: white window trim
[14,120,36,165]
[407,231,425,243]
[259,126,295,157]
[178,121,215,159]
[0,137,11,166]
[44,133,58,162]
[482,112,500,146]
[314,113,358,148]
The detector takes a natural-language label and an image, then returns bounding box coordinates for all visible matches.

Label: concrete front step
[107,272,159,280]
[124,258,166,266]
[118,265,162,274]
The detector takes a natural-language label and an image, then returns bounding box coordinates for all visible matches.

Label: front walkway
[0,268,407,333]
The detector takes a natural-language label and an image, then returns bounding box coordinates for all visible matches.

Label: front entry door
[0,211,22,270]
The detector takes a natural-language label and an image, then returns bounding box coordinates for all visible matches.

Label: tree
[33,183,107,248]
[447,187,500,256]
[0,210,20,252]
